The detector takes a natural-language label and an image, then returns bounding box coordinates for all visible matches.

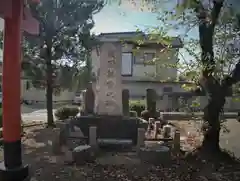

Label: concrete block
[89,126,97,147]
[137,128,145,151]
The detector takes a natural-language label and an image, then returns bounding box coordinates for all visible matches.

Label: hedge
[129,100,145,117]
[55,105,79,120]
[130,110,137,117]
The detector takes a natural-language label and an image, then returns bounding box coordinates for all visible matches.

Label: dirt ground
[0,123,239,181]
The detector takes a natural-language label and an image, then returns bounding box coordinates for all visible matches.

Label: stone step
[97,139,132,145]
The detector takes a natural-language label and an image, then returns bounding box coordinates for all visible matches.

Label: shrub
[55,105,79,120]
[130,111,137,117]
[141,110,150,121]
[141,109,160,121]
[129,100,145,116]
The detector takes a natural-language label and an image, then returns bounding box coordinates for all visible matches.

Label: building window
[121,52,133,76]
[144,53,155,63]
[163,87,173,93]
[134,52,156,64]
[134,52,143,64]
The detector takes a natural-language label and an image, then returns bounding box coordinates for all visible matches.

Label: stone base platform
[71,115,144,145]
[138,143,171,165]
[97,138,133,150]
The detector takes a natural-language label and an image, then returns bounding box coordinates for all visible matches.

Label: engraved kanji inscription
[107,68,115,77]
[108,57,116,64]
[106,91,115,98]
[108,51,115,58]
[104,100,116,107]
[106,79,115,89]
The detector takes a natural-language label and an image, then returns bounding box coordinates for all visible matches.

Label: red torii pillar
[0,0,39,180]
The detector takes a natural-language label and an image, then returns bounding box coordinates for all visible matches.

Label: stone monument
[96,42,123,115]
[72,41,141,146]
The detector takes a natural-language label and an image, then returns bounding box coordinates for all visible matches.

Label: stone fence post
[122,89,129,116]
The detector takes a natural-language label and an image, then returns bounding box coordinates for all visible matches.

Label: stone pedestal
[139,145,171,165]
[72,116,140,145]
[96,42,123,115]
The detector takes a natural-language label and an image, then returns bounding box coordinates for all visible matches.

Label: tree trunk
[201,87,226,152]
[197,1,224,152]
[46,43,54,127]
[202,107,221,152]
[46,60,54,127]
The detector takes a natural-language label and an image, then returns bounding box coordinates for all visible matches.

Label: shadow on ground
[21,125,240,181]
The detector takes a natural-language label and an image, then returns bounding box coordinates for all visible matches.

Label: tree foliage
[23,0,104,126]
[23,0,103,79]
[114,0,240,151]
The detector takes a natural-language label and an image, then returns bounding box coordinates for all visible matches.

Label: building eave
[96,31,183,48]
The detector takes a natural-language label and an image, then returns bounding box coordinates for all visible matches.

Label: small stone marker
[163,124,172,138]
[137,128,145,151]
[147,118,154,134]
[72,145,94,165]
[172,130,180,153]
[52,128,62,155]
[62,145,73,164]
[154,121,161,139]
[89,126,97,147]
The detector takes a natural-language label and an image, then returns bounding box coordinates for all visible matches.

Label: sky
[92,2,198,37]
[92,4,161,34]
[91,2,197,62]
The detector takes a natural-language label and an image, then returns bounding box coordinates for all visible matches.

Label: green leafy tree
[114,0,240,152]
[172,0,240,152]
[23,0,103,127]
